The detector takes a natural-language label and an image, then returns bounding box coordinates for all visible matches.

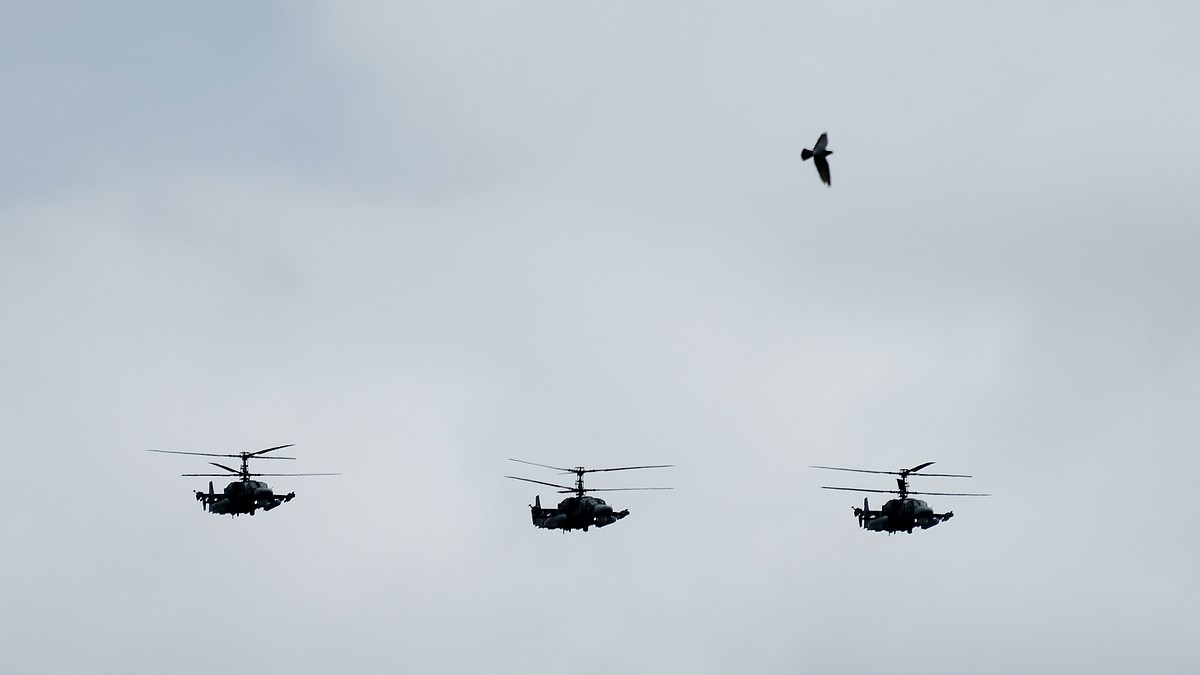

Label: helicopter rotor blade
[247,473,341,477]
[820,486,901,495]
[581,487,673,492]
[583,464,674,474]
[902,461,972,478]
[249,444,295,457]
[907,490,990,497]
[148,449,237,459]
[504,475,576,492]
[147,448,296,460]
[903,462,972,478]
[811,465,901,476]
[507,459,575,473]
[813,464,972,478]
[209,462,241,474]
[508,459,673,475]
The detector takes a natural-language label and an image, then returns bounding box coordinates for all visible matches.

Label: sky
[3,2,1199,673]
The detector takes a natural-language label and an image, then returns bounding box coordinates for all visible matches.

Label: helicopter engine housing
[541,513,568,529]
[865,516,890,531]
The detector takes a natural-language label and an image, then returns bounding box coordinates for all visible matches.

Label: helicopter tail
[853,497,868,528]
[530,495,544,525]
[194,481,215,512]
[529,495,565,529]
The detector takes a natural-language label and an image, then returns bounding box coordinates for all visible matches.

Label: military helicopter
[813,462,988,534]
[148,444,338,516]
[504,459,672,532]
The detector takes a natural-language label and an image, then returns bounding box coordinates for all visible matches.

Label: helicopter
[148,444,338,516]
[504,459,672,533]
[813,462,988,534]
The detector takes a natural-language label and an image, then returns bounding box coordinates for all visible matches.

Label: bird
[801,132,832,186]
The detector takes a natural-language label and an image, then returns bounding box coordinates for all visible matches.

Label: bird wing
[814,155,831,186]
[813,132,828,152]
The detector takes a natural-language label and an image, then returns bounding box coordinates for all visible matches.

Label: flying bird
[801,132,832,186]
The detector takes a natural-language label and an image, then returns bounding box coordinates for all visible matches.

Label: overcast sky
[3,2,1199,673]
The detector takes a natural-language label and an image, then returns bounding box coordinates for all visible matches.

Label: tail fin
[854,497,869,528]
[196,481,215,512]
[801,148,813,161]
[531,495,544,526]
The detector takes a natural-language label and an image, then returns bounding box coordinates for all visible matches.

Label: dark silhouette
[148,444,338,516]
[505,459,672,532]
[801,132,833,186]
[813,462,989,534]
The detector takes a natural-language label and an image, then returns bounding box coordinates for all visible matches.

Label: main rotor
[812,461,988,499]
[505,458,673,497]
[147,444,339,481]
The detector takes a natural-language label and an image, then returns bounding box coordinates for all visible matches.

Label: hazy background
[3,2,1198,673]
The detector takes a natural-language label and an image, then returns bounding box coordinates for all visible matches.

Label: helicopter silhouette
[813,462,988,534]
[148,444,338,516]
[505,459,672,532]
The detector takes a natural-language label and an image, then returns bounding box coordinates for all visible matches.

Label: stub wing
[926,511,953,528]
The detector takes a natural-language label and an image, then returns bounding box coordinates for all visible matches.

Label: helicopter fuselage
[861,498,951,534]
[530,494,629,532]
[199,479,295,516]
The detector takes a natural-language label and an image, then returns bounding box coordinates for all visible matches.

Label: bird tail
[800,148,813,161]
